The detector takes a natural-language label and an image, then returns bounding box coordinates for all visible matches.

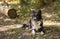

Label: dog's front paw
[31,30,36,35]
[40,31,44,35]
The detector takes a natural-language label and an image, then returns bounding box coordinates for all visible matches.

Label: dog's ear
[31,9,36,15]
[38,9,42,13]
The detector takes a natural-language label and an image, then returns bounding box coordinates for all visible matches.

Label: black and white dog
[22,9,44,35]
[29,9,44,35]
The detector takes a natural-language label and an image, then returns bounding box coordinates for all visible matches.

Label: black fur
[22,24,29,29]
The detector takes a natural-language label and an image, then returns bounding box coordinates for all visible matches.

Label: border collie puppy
[30,9,44,35]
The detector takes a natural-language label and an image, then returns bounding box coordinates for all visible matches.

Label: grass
[0,26,60,39]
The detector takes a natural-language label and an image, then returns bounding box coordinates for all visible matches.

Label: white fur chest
[31,20,41,30]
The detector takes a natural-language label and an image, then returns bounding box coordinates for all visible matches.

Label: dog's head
[31,9,42,21]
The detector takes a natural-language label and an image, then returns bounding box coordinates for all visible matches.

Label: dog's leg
[40,21,45,35]
[22,24,29,29]
[38,20,45,35]
[40,27,44,35]
[31,21,36,35]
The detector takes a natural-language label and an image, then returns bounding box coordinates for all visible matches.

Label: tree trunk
[0,6,17,19]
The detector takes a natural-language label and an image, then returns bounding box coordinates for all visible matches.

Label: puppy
[30,9,45,35]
